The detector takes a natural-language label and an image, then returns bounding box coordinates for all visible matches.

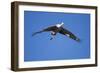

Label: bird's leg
[50,31,56,40]
[50,37,53,40]
[50,35,55,40]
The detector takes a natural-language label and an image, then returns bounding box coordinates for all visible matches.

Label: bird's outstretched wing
[59,27,80,42]
[32,26,57,36]
[32,31,44,36]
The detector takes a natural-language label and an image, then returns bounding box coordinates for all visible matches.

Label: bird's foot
[50,37,53,40]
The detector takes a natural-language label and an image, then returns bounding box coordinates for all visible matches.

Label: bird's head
[56,22,64,28]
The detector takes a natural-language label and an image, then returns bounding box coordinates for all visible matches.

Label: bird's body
[32,22,80,42]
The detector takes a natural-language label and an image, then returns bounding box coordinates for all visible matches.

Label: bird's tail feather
[32,31,43,36]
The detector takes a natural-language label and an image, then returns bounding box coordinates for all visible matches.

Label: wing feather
[32,31,44,36]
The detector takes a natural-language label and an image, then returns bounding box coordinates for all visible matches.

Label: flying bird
[32,22,80,42]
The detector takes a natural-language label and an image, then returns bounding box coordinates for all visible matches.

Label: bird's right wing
[59,27,80,42]
[32,26,57,36]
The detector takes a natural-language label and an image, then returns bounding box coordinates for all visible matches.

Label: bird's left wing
[59,27,80,42]
[32,26,57,36]
[32,30,44,36]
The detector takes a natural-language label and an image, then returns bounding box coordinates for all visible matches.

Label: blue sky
[24,11,90,61]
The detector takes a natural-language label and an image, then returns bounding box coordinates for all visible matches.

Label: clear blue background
[24,11,90,61]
